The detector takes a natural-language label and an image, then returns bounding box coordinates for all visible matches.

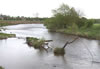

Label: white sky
[0,0,100,18]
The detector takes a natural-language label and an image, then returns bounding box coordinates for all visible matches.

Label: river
[0,24,100,69]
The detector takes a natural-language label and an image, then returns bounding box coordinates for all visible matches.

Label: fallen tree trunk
[54,37,79,55]
[62,37,79,49]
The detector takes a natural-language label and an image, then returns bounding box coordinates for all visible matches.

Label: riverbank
[0,20,41,27]
[49,24,100,40]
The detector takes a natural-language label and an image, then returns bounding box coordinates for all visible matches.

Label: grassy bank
[56,24,100,40]
[0,20,17,39]
[0,33,16,39]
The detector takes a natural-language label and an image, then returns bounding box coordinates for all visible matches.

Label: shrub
[86,19,94,28]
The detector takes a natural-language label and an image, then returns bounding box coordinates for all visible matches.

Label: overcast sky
[0,0,100,18]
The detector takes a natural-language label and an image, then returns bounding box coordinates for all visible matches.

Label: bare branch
[63,37,79,49]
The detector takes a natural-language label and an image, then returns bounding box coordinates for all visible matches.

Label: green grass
[57,24,100,40]
[78,24,100,39]
[93,24,100,29]
[0,33,16,39]
[26,37,45,49]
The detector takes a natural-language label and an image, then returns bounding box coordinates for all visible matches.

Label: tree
[45,4,80,30]
[53,4,70,16]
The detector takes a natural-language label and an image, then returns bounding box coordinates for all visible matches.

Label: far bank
[48,24,100,40]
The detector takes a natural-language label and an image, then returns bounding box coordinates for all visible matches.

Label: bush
[67,23,79,33]
[76,17,87,28]
[86,19,94,28]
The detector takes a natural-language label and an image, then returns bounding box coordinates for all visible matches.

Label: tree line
[0,14,46,21]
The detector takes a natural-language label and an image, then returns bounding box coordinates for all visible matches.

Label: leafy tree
[53,4,70,16]
[45,4,80,30]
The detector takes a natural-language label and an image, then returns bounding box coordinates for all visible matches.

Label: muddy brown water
[0,24,100,69]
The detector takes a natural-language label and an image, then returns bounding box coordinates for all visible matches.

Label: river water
[0,24,100,69]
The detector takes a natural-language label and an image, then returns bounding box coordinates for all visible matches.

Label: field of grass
[57,24,100,40]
